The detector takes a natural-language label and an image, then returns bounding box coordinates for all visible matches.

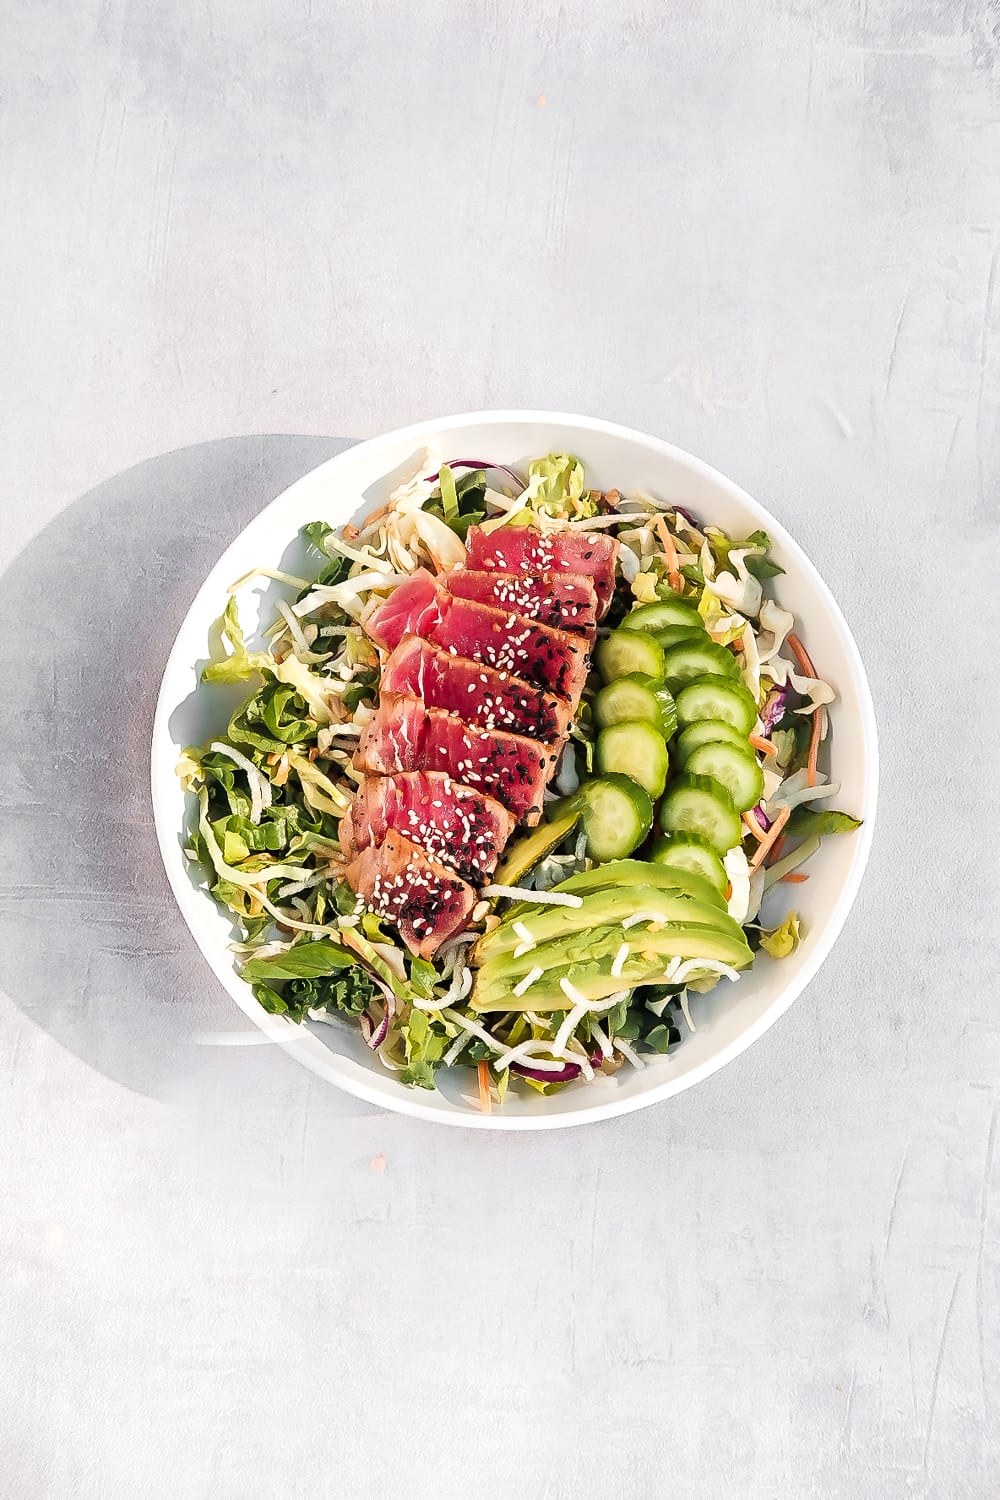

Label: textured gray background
[1,2,999,1496]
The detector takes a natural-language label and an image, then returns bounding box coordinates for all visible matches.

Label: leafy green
[203,597,270,683]
[438,464,459,522]
[643,1023,680,1054]
[300,521,353,591]
[760,912,801,960]
[745,554,784,581]
[399,1008,450,1089]
[342,665,379,713]
[408,956,439,1001]
[770,717,811,772]
[242,940,355,983]
[785,807,862,838]
[707,527,784,582]
[424,466,490,538]
[228,675,314,754]
[246,941,378,1022]
[525,453,596,519]
[447,509,486,540]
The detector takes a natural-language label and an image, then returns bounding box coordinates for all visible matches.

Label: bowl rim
[151,408,878,1130]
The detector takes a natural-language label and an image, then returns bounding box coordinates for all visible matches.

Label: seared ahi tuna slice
[379,637,570,743]
[341,772,515,885]
[464,525,619,617]
[433,597,588,704]
[355,695,552,824]
[364,569,442,652]
[445,570,598,636]
[365,573,589,704]
[345,828,476,958]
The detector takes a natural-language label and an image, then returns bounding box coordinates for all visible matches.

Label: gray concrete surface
[1,2,999,1496]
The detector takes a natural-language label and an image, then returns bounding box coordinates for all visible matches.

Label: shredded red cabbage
[425,459,525,491]
[761,686,787,735]
[511,1059,582,1083]
[672,504,701,528]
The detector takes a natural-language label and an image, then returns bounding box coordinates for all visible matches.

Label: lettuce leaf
[300,521,354,592]
[245,940,377,1022]
[523,453,596,520]
[760,912,800,959]
[228,677,314,754]
[399,1007,450,1089]
[438,463,459,521]
[203,597,270,683]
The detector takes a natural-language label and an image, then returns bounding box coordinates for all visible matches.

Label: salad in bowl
[172,437,865,1114]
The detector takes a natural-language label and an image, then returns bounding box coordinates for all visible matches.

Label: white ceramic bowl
[152,411,877,1129]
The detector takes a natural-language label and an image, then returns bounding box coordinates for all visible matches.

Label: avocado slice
[476,882,734,962]
[492,800,581,887]
[473,919,753,1012]
[528,859,726,910]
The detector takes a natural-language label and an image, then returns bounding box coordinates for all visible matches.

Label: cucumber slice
[579,774,653,861]
[650,834,728,895]
[661,638,740,692]
[683,741,764,813]
[596,720,670,798]
[627,598,703,631]
[493,800,581,886]
[595,629,665,685]
[593,675,678,738]
[674,674,758,736]
[654,624,707,651]
[675,717,750,764]
[657,773,742,853]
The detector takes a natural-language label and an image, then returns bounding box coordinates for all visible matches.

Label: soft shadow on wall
[0,435,354,1099]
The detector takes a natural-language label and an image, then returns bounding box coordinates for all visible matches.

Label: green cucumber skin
[649,835,728,894]
[654,624,707,651]
[657,773,742,853]
[674,675,758,736]
[675,718,750,764]
[595,720,670,799]
[683,741,764,813]
[595,630,666,686]
[594,675,677,738]
[627,598,703,632]
[580,773,654,862]
[661,639,740,692]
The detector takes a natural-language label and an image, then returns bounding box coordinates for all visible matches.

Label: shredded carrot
[786,632,818,678]
[748,805,791,872]
[742,811,768,842]
[360,499,391,530]
[768,834,787,866]
[787,632,824,785]
[749,733,777,757]
[806,706,824,787]
[782,872,810,884]
[477,1060,492,1114]
[724,882,732,901]
[654,515,683,592]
